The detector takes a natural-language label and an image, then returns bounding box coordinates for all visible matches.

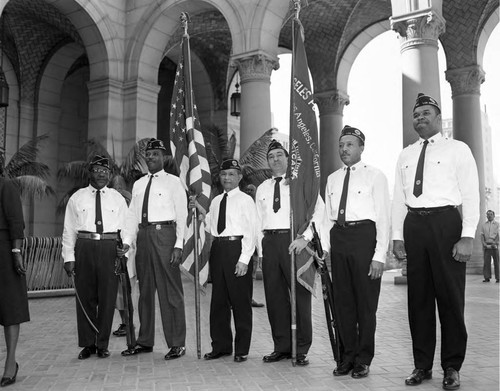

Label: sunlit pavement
[1,270,498,390]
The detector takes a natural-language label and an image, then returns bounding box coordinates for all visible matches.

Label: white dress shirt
[123,170,188,249]
[255,176,325,257]
[62,185,128,263]
[392,133,480,240]
[206,187,258,265]
[323,161,391,263]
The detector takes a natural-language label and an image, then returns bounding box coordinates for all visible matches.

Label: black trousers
[209,239,253,356]
[483,248,499,280]
[330,222,380,366]
[404,208,467,371]
[74,238,118,349]
[135,225,186,348]
[262,232,312,354]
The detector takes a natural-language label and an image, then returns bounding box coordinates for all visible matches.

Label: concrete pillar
[315,90,350,195]
[122,79,161,158]
[87,78,125,163]
[232,52,279,153]
[446,65,486,272]
[391,7,446,146]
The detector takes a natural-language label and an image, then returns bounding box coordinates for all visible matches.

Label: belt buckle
[90,233,101,240]
[155,224,161,230]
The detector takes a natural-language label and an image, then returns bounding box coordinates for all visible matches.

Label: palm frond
[12,176,55,200]
[5,134,50,177]
[8,161,51,180]
[57,160,89,184]
[239,127,276,174]
[120,138,150,180]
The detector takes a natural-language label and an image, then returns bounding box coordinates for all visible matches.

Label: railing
[22,237,73,295]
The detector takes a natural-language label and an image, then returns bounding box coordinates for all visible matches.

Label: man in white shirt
[256,140,324,366]
[119,138,188,361]
[202,159,258,363]
[322,126,390,379]
[62,155,128,360]
[392,94,480,390]
[480,210,499,282]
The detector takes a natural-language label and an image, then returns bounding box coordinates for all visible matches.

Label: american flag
[170,34,212,287]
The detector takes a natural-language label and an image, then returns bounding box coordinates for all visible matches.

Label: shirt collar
[342,160,364,171]
[419,132,443,145]
[148,169,166,178]
[90,185,107,193]
[224,187,241,198]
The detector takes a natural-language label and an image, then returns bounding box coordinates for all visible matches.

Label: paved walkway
[1,270,498,390]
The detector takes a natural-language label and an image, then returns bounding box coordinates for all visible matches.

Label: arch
[336,20,390,94]
[47,0,122,80]
[125,0,245,84]
[477,8,499,67]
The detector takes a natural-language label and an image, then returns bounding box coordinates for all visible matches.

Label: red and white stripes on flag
[170,34,212,287]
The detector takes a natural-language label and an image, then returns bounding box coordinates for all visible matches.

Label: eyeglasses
[91,168,110,174]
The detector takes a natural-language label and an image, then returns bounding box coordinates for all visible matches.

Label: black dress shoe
[351,363,370,378]
[405,368,432,386]
[234,355,248,363]
[121,344,153,356]
[97,348,110,358]
[113,324,127,337]
[483,279,490,282]
[296,354,309,366]
[78,345,97,360]
[203,351,231,360]
[333,361,354,376]
[262,351,291,363]
[0,363,18,387]
[251,299,265,308]
[164,346,186,360]
[442,368,460,390]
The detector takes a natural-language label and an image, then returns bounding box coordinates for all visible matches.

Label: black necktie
[413,140,429,198]
[273,177,282,213]
[217,193,228,234]
[95,189,103,233]
[141,175,153,225]
[337,167,350,226]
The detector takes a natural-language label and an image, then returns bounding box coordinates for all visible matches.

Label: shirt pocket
[400,162,417,193]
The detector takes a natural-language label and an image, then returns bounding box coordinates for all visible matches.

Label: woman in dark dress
[0,177,29,387]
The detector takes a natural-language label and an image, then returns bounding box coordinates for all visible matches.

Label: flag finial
[180,12,190,37]
[293,0,301,20]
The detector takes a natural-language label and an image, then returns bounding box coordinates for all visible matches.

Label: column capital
[445,65,485,97]
[231,51,279,84]
[314,90,350,115]
[391,11,445,52]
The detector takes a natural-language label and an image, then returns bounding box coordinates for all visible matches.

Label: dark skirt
[0,240,30,326]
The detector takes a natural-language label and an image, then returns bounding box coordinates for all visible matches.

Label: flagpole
[289,0,302,368]
[181,12,202,360]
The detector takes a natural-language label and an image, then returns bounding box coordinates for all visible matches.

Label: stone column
[87,78,125,163]
[446,65,486,272]
[391,10,446,146]
[122,79,161,158]
[232,52,279,153]
[315,90,350,195]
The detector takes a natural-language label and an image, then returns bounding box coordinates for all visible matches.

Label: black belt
[263,229,290,235]
[139,220,175,229]
[334,219,373,229]
[213,235,243,242]
[77,231,118,240]
[407,205,457,216]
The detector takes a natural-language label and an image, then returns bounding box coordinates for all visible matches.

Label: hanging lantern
[0,74,8,108]
[230,80,240,117]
